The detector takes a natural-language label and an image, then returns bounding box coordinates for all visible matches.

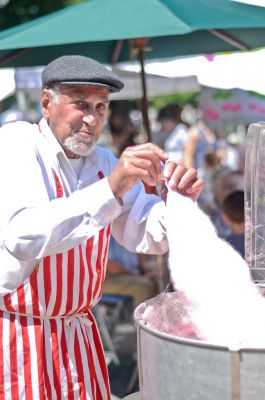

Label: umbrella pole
[138,45,152,142]
[132,38,152,143]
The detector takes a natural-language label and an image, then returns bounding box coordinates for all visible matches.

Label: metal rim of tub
[134,301,265,353]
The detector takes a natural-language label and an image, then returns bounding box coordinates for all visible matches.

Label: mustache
[73,127,96,135]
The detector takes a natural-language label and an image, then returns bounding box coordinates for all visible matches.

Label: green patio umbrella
[1,0,265,138]
[2,0,265,65]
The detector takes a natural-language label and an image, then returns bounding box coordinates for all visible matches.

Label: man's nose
[83,113,97,126]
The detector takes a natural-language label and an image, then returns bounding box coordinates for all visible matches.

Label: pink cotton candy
[142,292,200,340]
[165,190,265,348]
[143,190,265,349]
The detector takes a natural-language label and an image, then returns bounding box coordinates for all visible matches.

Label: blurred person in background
[154,104,189,163]
[183,119,216,170]
[197,150,221,216]
[197,150,232,237]
[222,131,245,174]
[108,112,139,156]
[212,168,244,238]
[221,190,245,259]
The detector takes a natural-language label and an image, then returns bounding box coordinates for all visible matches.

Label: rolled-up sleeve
[3,177,122,260]
[0,123,122,261]
[112,182,169,255]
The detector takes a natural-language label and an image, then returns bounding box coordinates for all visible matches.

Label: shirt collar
[38,117,66,158]
[38,117,99,166]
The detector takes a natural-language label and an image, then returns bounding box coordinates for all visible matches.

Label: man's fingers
[187,178,204,192]
[177,168,197,189]
[127,142,168,162]
[123,146,166,176]
[176,179,204,201]
[166,165,197,189]
[109,143,169,198]
[122,156,159,184]
[164,162,204,201]
[121,143,168,181]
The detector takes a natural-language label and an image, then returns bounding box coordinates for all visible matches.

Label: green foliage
[212,90,233,100]
[248,91,265,99]
[0,0,86,30]
[151,92,199,109]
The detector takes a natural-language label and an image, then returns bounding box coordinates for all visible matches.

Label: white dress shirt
[0,118,168,294]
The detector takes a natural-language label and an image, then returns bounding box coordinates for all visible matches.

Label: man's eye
[74,101,86,108]
[97,104,106,112]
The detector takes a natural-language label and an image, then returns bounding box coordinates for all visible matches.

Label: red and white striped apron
[0,172,112,399]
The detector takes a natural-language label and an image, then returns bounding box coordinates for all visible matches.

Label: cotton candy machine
[245,122,265,284]
[132,122,265,400]
[134,293,265,400]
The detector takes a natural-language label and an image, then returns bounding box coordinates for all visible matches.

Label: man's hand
[108,143,204,202]
[163,161,204,202]
[108,143,168,198]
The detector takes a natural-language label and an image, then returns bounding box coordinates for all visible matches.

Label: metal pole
[131,38,152,143]
[138,44,152,142]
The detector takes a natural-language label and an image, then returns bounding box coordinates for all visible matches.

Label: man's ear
[41,89,51,119]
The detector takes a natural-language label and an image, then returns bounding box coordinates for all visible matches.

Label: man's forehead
[60,84,110,100]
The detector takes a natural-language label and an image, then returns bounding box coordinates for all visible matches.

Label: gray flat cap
[42,55,124,93]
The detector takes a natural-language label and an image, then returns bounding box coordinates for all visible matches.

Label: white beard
[63,134,96,157]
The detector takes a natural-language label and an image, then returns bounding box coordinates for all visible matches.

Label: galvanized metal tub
[134,295,265,400]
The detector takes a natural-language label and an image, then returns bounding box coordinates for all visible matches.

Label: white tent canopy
[14,66,200,101]
[0,68,15,101]
[120,48,265,95]
[6,48,265,102]
[10,66,200,122]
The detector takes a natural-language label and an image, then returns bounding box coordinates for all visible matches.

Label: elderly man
[0,55,203,400]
